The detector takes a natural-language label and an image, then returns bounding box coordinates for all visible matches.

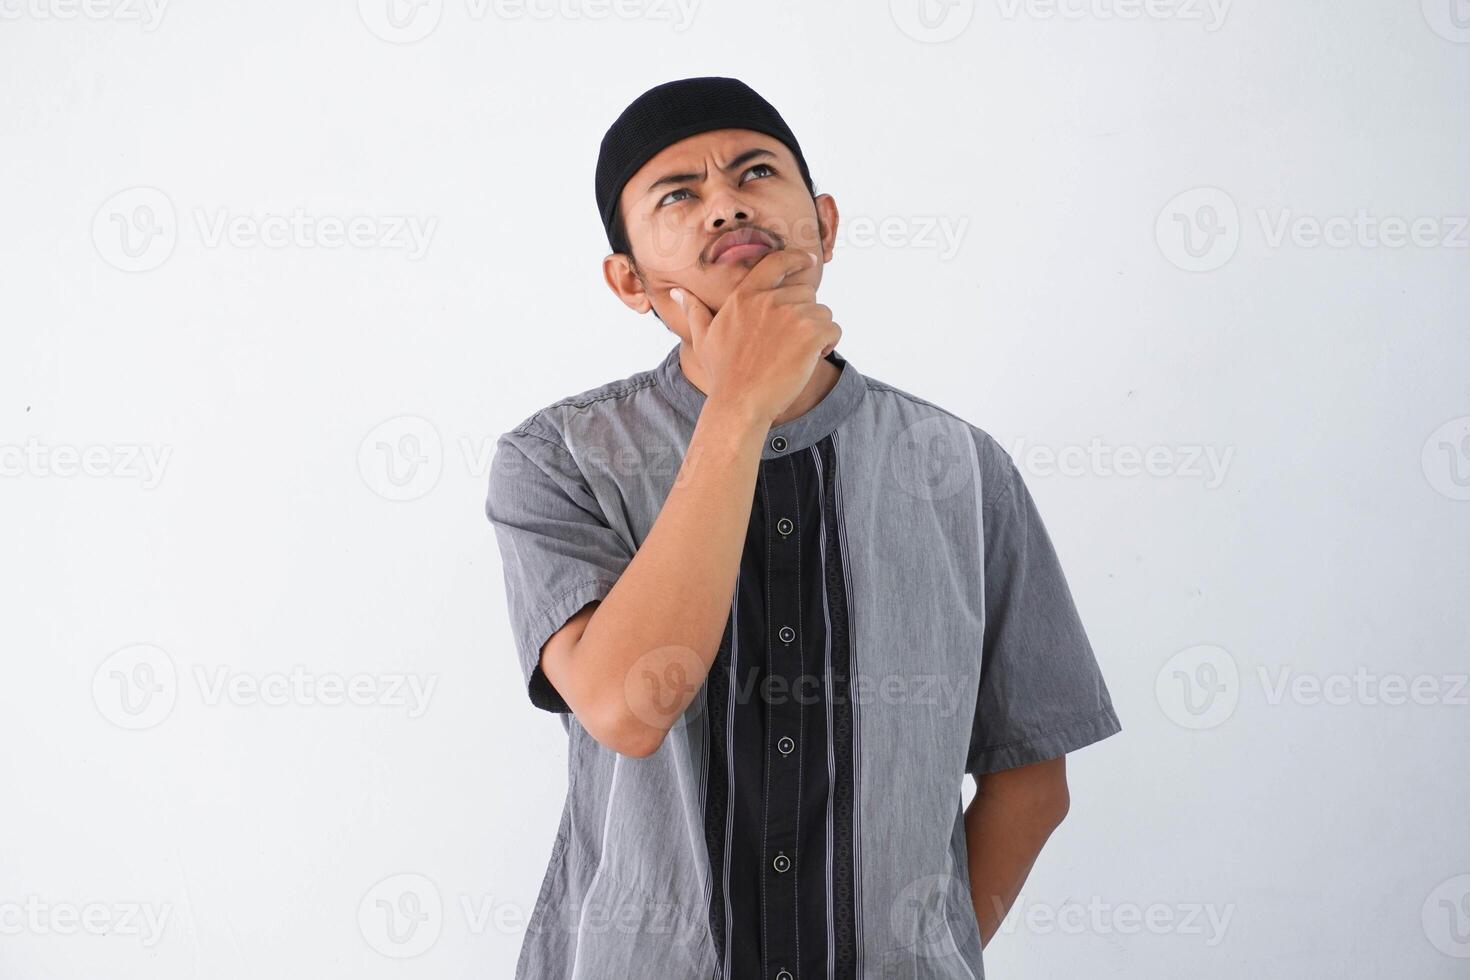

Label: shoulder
[858,371,1017,504]
[499,359,663,451]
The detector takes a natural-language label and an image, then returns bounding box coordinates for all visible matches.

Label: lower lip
[714,242,773,264]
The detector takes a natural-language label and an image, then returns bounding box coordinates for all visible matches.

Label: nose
[705,187,753,232]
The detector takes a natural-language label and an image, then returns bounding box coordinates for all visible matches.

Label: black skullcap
[595,76,813,254]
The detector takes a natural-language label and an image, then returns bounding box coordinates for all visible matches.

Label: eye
[656,187,693,208]
[742,163,776,182]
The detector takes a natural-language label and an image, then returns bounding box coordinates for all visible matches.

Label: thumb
[669,286,713,348]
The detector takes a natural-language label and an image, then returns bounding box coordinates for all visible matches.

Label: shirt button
[772,851,791,873]
[778,625,796,645]
[776,971,794,980]
[770,435,788,452]
[776,517,794,537]
[777,736,795,756]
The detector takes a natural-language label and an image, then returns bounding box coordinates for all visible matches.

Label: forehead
[622,128,792,201]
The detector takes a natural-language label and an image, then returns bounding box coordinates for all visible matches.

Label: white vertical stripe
[568,753,621,980]
[832,429,864,977]
[722,576,739,979]
[811,444,838,980]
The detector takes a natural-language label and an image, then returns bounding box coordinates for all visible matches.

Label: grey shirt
[485,340,1121,979]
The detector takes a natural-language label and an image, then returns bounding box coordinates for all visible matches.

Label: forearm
[963,766,1069,947]
[571,396,768,751]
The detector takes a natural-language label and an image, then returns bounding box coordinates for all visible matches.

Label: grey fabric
[484,340,1122,978]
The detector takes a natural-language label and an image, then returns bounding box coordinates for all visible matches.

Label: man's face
[603,127,838,338]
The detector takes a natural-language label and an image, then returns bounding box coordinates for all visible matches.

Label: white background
[2,0,1468,976]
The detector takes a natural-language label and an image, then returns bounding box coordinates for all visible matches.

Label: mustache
[700,224,786,267]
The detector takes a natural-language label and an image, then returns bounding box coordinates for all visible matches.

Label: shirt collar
[654,340,867,460]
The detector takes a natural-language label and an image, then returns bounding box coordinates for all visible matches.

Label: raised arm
[539,247,839,757]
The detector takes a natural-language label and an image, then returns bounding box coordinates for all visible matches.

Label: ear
[814,193,839,264]
[603,251,654,314]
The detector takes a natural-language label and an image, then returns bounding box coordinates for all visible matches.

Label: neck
[679,344,842,427]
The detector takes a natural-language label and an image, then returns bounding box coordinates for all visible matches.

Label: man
[485,76,1121,979]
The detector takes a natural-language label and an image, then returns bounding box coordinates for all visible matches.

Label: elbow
[1039,780,1070,832]
[585,703,667,759]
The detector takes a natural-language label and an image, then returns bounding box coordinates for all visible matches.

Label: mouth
[709,227,777,265]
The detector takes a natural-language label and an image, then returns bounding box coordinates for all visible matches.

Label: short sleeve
[965,434,1121,775]
[485,427,634,714]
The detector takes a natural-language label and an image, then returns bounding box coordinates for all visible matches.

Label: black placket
[755,444,807,978]
[705,433,860,980]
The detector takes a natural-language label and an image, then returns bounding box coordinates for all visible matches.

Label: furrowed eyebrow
[642,147,778,198]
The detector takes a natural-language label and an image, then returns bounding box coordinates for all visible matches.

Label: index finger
[731,246,817,296]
